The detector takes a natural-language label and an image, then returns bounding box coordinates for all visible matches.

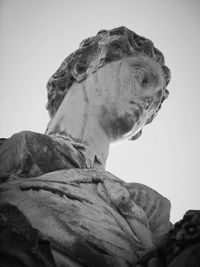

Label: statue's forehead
[122,55,163,70]
[121,56,166,84]
[99,56,165,84]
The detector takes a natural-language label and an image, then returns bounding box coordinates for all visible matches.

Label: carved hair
[46,26,170,139]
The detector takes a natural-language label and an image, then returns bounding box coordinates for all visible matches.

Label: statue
[0,27,175,266]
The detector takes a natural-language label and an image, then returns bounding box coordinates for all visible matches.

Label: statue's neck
[45,82,110,167]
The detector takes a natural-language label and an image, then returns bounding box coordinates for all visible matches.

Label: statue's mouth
[129,96,161,119]
[129,100,149,117]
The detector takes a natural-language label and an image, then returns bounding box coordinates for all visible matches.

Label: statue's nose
[141,88,163,112]
[141,87,163,102]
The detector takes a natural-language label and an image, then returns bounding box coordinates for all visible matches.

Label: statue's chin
[112,106,152,142]
[112,113,142,142]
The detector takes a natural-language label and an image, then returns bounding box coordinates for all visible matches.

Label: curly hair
[46,26,171,132]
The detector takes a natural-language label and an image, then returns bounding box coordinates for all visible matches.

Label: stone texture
[45,27,171,150]
[0,169,171,266]
[46,26,170,120]
[0,131,103,181]
[0,26,173,266]
[135,210,200,267]
[0,203,56,267]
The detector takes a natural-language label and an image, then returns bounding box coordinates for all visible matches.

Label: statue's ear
[71,62,88,82]
[129,130,142,141]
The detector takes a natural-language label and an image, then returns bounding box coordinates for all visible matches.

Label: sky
[0,0,200,223]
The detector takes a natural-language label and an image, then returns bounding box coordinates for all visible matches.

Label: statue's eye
[136,68,148,87]
[141,77,148,87]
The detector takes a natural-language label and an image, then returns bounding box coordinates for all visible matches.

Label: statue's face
[84,55,166,142]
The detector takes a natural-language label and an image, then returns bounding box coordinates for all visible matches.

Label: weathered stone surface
[46,26,170,120]
[168,243,200,267]
[0,203,56,267]
[135,210,200,267]
[0,169,171,266]
[0,26,172,266]
[0,131,103,181]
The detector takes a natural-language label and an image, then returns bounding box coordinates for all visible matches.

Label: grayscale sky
[0,0,200,223]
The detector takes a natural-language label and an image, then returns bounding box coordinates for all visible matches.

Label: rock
[135,210,200,267]
[0,26,172,267]
[0,168,171,266]
[0,203,56,267]
[168,243,200,267]
[0,131,100,181]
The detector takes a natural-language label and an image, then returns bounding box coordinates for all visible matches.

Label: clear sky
[0,0,200,223]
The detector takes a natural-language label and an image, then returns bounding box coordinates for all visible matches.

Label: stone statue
[0,27,174,266]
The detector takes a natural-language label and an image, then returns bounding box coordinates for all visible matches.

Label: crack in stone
[23,177,102,185]
[20,184,93,204]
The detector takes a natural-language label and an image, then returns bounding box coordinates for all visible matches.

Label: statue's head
[46,26,170,141]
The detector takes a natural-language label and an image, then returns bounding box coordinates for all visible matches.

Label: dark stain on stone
[20,184,93,204]
[73,237,112,267]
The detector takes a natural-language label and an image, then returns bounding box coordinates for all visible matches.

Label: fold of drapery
[0,131,104,181]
